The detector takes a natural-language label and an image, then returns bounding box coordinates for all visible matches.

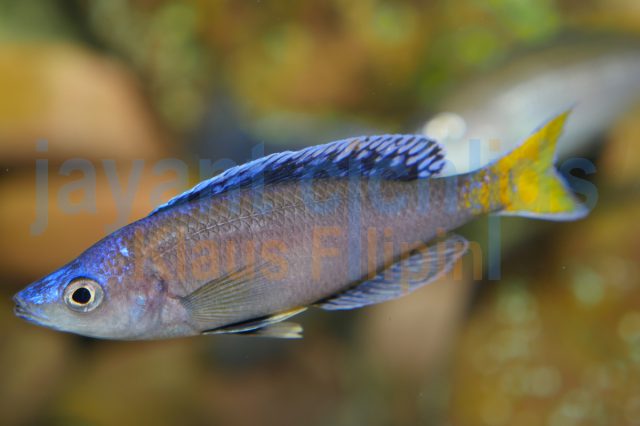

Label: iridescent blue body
[14,115,587,340]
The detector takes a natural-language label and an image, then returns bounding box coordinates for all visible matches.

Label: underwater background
[0,1,639,425]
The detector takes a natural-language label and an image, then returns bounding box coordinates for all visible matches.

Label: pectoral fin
[181,263,276,324]
[315,234,468,310]
[203,307,307,339]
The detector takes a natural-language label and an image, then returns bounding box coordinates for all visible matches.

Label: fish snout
[13,291,48,324]
[13,292,31,317]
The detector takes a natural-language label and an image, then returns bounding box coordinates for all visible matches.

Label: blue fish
[14,112,587,339]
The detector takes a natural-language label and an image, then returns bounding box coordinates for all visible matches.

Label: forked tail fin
[491,111,589,221]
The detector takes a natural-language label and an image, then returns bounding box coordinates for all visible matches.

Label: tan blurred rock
[52,339,200,426]
[362,265,473,377]
[600,106,640,187]
[0,43,172,163]
[0,163,191,281]
[0,298,72,426]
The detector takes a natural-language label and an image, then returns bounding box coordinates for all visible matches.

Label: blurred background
[1,1,639,425]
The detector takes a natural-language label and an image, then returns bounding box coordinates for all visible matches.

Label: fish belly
[148,176,475,323]
[239,178,473,312]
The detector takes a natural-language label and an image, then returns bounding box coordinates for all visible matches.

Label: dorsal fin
[149,134,445,216]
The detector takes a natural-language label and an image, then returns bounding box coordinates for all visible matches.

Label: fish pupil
[72,287,92,304]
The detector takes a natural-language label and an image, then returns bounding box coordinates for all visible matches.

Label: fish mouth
[13,295,49,326]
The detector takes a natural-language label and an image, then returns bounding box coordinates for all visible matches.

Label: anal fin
[315,234,468,311]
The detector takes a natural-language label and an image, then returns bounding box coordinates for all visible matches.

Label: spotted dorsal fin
[149,134,445,216]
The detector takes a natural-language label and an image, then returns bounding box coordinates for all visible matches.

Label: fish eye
[63,278,104,313]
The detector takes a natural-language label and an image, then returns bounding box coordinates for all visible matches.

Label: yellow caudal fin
[491,111,589,221]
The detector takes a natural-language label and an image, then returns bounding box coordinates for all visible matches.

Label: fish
[13,111,588,340]
[421,36,640,173]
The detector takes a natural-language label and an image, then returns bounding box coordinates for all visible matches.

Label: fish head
[14,264,106,336]
[13,234,173,340]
